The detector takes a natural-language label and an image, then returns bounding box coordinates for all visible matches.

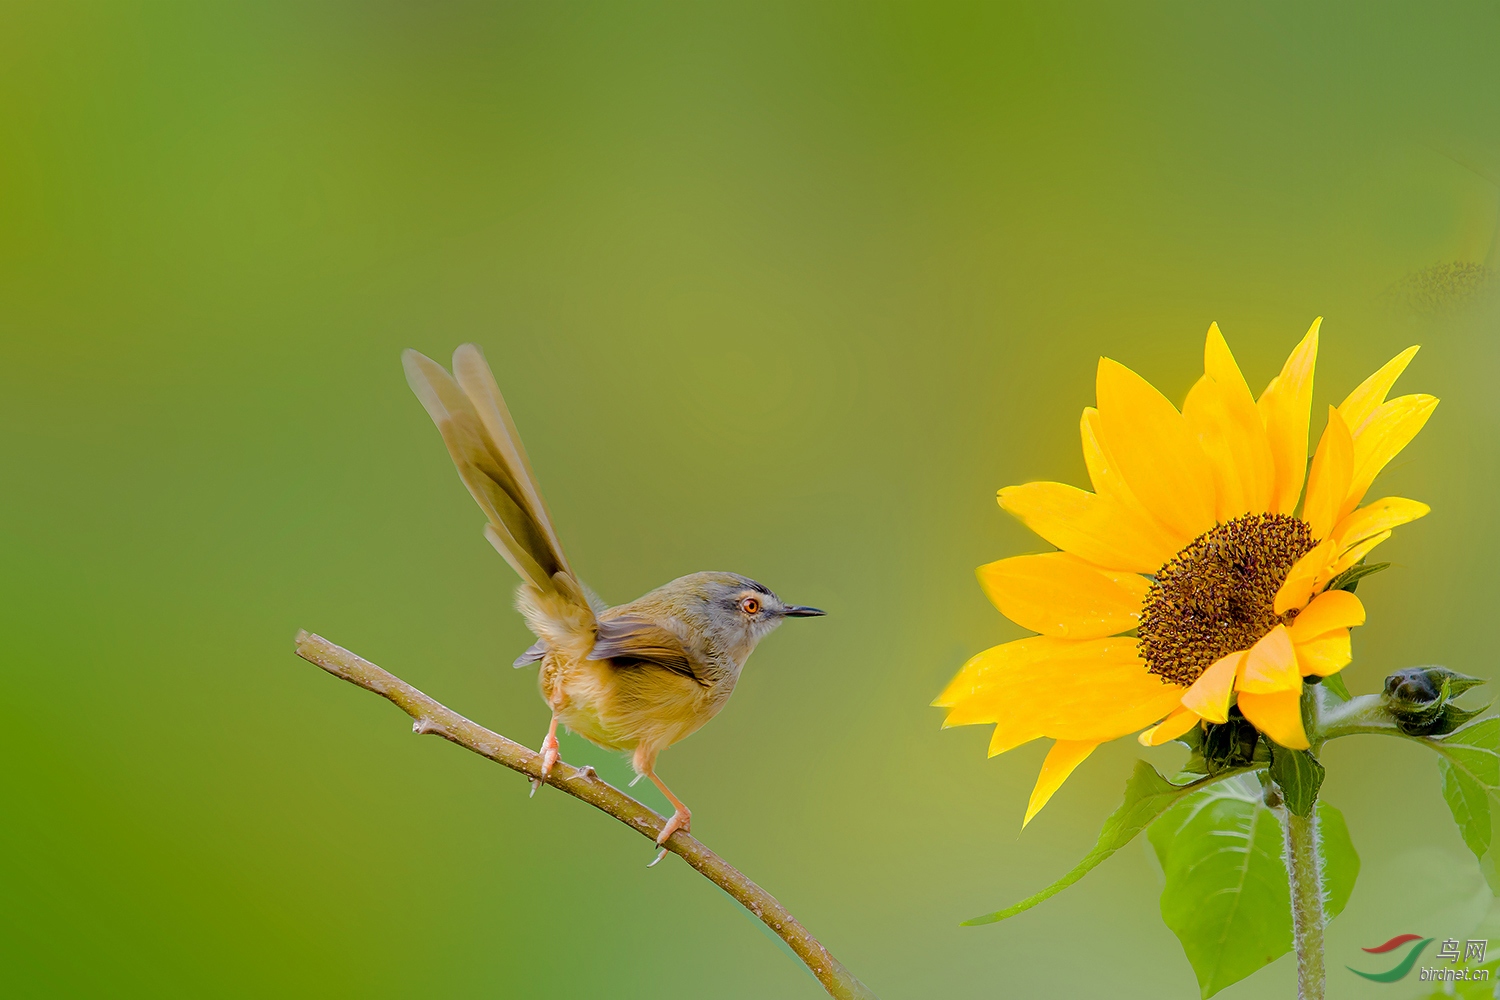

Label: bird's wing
[512,640,546,668]
[589,615,705,686]
[403,345,589,611]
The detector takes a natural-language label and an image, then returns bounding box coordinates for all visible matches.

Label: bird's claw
[647,810,689,868]
[531,731,561,798]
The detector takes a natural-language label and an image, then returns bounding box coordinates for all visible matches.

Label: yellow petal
[1183,376,1272,521]
[1289,589,1365,642]
[934,636,1057,710]
[942,636,1183,744]
[938,638,1160,754]
[1340,394,1439,520]
[1029,641,1186,742]
[1023,740,1099,827]
[998,482,1168,574]
[1188,325,1276,517]
[1236,625,1301,694]
[989,724,1042,756]
[1095,357,1216,541]
[1139,706,1200,747]
[1325,530,1392,580]
[1257,318,1320,515]
[1332,496,1431,550]
[1274,538,1335,615]
[1203,322,1254,398]
[1080,407,1188,559]
[1238,688,1310,749]
[1295,630,1352,677]
[1338,345,1419,435]
[976,553,1146,639]
[1302,406,1353,540]
[1180,651,1242,723]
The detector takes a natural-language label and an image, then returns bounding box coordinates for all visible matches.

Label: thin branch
[294,630,878,1000]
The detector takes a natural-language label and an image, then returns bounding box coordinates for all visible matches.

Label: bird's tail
[403,345,595,632]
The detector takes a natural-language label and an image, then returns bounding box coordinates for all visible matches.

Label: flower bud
[1383,666,1486,736]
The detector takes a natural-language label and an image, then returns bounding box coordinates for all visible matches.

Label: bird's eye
[740,597,761,615]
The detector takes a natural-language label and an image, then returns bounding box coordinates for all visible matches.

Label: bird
[402,344,825,865]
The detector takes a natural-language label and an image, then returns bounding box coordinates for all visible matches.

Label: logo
[1349,935,1489,984]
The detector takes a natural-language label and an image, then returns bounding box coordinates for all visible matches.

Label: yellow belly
[541,651,724,755]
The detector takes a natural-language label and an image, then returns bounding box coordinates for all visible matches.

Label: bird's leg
[530,713,561,798]
[645,771,692,868]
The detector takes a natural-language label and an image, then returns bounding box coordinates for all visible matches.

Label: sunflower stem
[1313,692,1399,742]
[1281,801,1327,1000]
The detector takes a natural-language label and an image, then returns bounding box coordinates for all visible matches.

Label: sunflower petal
[998,482,1167,574]
[940,639,1052,754]
[1237,688,1310,749]
[1295,630,1352,677]
[1326,530,1392,580]
[942,636,1183,744]
[1289,589,1365,642]
[989,724,1043,756]
[1203,322,1254,398]
[1338,345,1419,434]
[1080,407,1187,559]
[940,637,1181,752]
[1180,651,1242,723]
[1274,538,1335,615]
[1237,625,1301,694]
[977,553,1145,639]
[1029,643,1186,742]
[1184,376,1274,521]
[1023,740,1099,827]
[1193,325,1276,517]
[1340,393,1439,520]
[1257,318,1320,515]
[935,637,1055,710]
[1095,357,1216,541]
[1138,706,1200,747]
[1332,496,1430,550]
[1302,406,1353,540]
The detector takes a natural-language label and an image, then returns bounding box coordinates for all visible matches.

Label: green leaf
[1149,777,1359,998]
[1429,718,1500,892]
[1321,673,1352,702]
[1328,559,1389,593]
[1269,745,1324,816]
[963,761,1242,926]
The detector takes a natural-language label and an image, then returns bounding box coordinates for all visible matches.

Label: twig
[294,630,878,1000]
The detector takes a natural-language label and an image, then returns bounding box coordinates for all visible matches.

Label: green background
[3,4,1498,997]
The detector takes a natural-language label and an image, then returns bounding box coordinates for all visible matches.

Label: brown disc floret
[1138,513,1315,686]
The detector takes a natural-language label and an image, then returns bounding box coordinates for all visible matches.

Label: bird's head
[667,572,824,658]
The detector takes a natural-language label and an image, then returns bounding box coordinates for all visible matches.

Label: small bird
[403,344,824,864]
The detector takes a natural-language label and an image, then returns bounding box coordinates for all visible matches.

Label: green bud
[1384,666,1488,737]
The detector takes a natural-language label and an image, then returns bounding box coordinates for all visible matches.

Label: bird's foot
[530,729,561,798]
[647,806,691,868]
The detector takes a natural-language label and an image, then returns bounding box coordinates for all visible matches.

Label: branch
[294,630,878,1000]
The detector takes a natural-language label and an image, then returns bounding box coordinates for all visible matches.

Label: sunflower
[935,320,1437,825]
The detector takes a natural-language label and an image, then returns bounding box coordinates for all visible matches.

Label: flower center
[1138,513,1315,687]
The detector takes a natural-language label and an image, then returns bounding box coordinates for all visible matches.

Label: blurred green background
[3,3,1498,997]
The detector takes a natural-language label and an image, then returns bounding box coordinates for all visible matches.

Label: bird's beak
[782,605,826,617]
